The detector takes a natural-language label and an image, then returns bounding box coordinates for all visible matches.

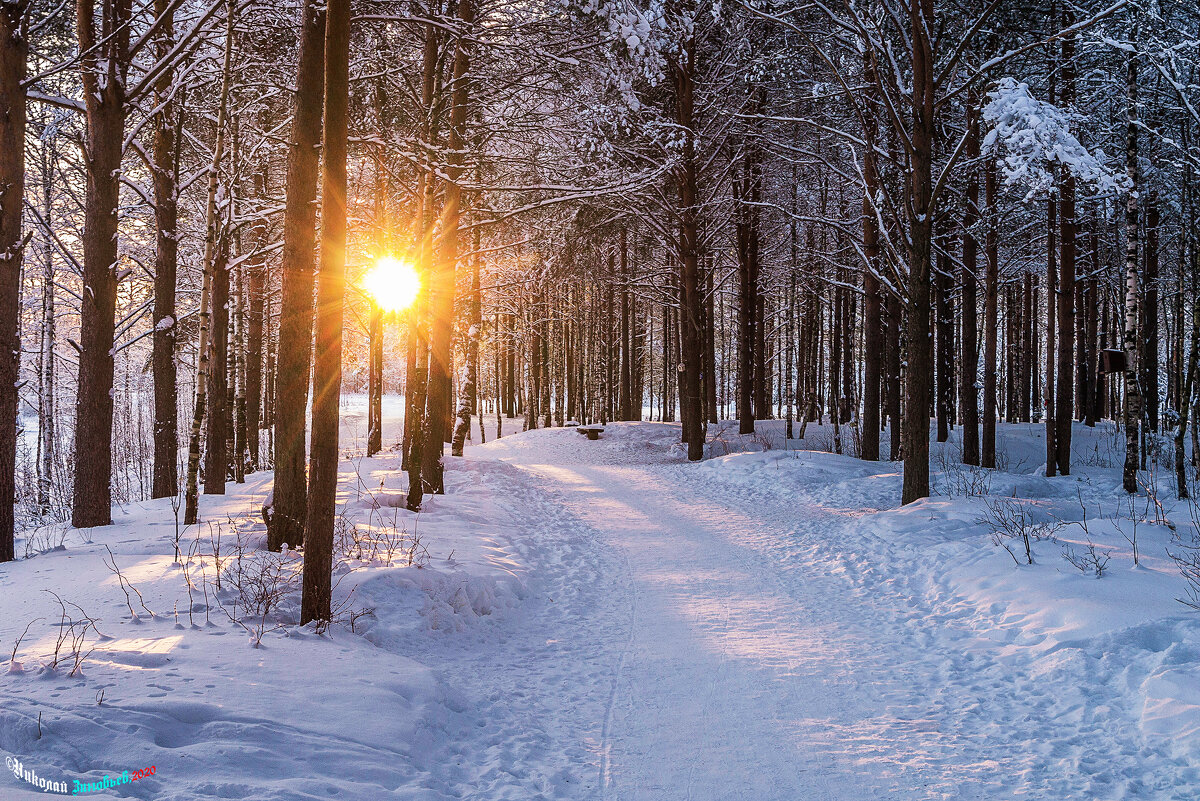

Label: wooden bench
[575,426,605,441]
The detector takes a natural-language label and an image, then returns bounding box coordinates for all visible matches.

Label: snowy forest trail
[468,423,1196,800]
[4,420,1197,801]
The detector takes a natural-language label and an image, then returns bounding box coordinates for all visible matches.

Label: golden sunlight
[363,256,420,313]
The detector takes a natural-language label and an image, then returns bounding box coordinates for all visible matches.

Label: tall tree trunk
[901,0,935,504]
[1122,51,1142,493]
[452,207,482,455]
[831,283,843,452]
[36,140,54,514]
[961,89,981,466]
[423,0,470,492]
[982,160,999,469]
[1023,272,1035,422]
[1055,21,1076,475]
[72,0,131,528]
[752,181,767,422]
[1085,221,1102,426]
[1044,189,1058,474]
[232,256,247,482]
[1143,188,1160,431]
[0,0,29,559]
[674,34,704,460]
[204,247,231,495]
[268,0,326,548]
[703,259,717,423]
[619,227,632,420]
[367,154,386,457]
[183,0,235,525]
[246,244,264,468]
[367,299,383,457]
[300,0,350,626]
[735,156,756,434]
[150,0,179,499]
[1176,155,1197,497]
[786,272,798,440]
[415,6,448,494]
[861,127,882,460]
[886,291,902,461]
[936,237,953,442]
[1176,263,1198,498]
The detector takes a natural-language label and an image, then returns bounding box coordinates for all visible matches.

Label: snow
[982,77,1131,200]
[2,406,1200,798]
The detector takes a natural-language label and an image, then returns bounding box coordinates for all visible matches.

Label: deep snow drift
[2,403,1199,799]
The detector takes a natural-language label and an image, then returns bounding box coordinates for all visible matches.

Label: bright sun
[363,256,420,313]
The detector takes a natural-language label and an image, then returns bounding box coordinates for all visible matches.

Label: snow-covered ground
[2,401,1199,798]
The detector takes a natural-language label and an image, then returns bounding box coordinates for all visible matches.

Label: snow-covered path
[5,419,1198,799]
[470,424,1196,800]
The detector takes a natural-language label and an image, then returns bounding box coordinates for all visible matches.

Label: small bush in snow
[336,508,429,568]
[1167,545,1200,611]
[978,495,1061,566]
[934,449,992,497]
[21,522,69,559]
[1061,540,1111,578]
[40,591,101,677]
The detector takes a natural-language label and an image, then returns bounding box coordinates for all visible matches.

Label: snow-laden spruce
[982,77,1131,200]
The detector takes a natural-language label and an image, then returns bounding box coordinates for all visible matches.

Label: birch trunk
[1122,51,1142,493]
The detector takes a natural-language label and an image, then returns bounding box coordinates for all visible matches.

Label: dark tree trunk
[270,0,326,550]
[841,280,855,426]
[367,305,383,456]
[901,0,935,504]
[1023,273,1035,422]
[204,252,230,495]
[960,90,980,466]
[300,0,350,626]
[36,144,54,514]
[422,0,468,492]
[861,113,882,460]
[735,155,756,434]
[1055,22,1076,474]
[73,0,130,529]
[886,292,902,461]
[982,160,999,469]
[150,0,179,499]
[673,36,704,460]
[1143,189,1160,431]
[1085,224,1101,426]
[367,153,385,458]
[246,246,264,467]
[1045,191,1058,474]
[831,282,843,449]
[619,227,633,420]
[703,261,717,423]
[0,0,29,558]
[936,238,954,443]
